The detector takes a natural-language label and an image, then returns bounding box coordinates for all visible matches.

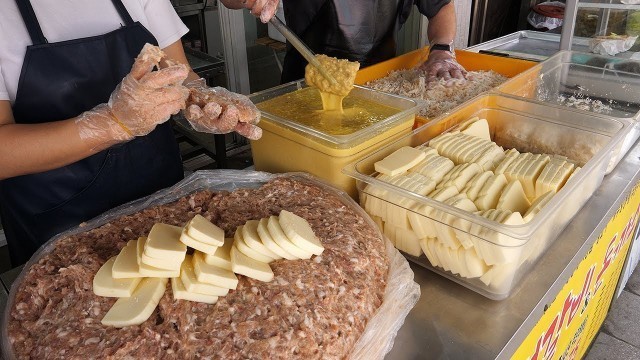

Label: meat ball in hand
[184,79,262,140]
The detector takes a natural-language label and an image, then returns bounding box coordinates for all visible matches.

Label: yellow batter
[305,55,360,112]
[256,87,399,136]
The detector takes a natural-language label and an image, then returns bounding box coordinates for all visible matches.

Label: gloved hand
[419,50,467,86]
[77,44,189,145]
[241,0,280,23]
[184,79,262,140]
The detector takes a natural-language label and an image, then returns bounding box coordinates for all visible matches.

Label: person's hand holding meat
[219,0,280,23]
[419,49,467,86]
[184,79,263,140]
[76,44,189,144]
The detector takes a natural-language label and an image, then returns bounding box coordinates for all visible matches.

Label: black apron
[0,0,184,265]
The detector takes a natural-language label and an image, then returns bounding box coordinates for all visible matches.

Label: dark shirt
[281,0,451,82]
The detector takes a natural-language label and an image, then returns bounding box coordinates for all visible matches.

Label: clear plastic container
[249,80,420,198]
[343,94,627,300]
[498,50,640,173]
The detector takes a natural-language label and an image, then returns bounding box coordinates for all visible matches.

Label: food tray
[498,50,640,173]
[354,48,537,126]
[249,80,419,198]
[1,170,419,360]
[343,94,627,300]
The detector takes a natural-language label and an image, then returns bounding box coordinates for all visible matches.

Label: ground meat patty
[6,177,389,359]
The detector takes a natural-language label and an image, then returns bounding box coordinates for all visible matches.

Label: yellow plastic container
[355,49,537,127]
[250,81,420,198]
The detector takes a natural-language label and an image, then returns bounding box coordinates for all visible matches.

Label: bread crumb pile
[366,69,507,118]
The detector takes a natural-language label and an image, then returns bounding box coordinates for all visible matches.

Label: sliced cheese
[267,216,312,259]
[496,180,530,214]
[409,154,455,183]
[374,146,427,176]
[185,214,225,246]
[257,218,297,260]
[464,248,488,278]
[524,191,555,223]
[460,118,491,140]
[231,245,274,282]
[203,238,233,270]
[94,256,142,297]
[171,276,218,304]
[180,255,230,296]
[179,228,219,255]
[242,219,281,260]
[139,236,183,270]
[394,227,422,257]
[144,223,186,261]
[234,226,275,263]
[279,210,324,256]
[112,243,142,279]
[437,163,482,191]
[462,171,493,201]
[139,260,180,278]
[101,277,168,327]
[474,173,508,210]
[192,252,239,289]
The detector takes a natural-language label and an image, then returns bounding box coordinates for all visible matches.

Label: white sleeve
[142,0,189,49]
[0,64,9,101]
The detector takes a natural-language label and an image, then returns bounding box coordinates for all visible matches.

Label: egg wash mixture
[256,86,400,136]
[304,54,360,112]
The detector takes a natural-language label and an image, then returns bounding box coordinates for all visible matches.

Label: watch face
[431,43,452,52]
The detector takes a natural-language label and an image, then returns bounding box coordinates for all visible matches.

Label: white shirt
[0,0,188,103]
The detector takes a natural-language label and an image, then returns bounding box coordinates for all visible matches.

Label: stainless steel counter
[1,143,640,359]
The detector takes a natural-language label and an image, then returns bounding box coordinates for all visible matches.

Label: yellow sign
[512,182,640,360]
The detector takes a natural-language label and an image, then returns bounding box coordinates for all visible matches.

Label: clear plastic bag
[527,2,565,30]
[2,170,420,360]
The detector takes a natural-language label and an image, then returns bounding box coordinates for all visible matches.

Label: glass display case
[561,0,640,59]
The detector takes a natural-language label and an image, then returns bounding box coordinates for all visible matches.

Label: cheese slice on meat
[101,277,168,328]
[192,252,239,290]
[257,218,297,260]
[139,236,183,270]
[203,239,233,270]
[234,226,275,263]
[179,227,219,255]
[278,210,324,255]
[231,245,274,282]
[112,243,143,279]
[267,216,312,259]
[145,223,187,261]
[180,255,230,296]
[94,256,142,297]
[185,214,225,247]
[171,277,218,305]
[242,219,282,260]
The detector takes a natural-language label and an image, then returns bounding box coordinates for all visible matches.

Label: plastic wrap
[1,170,420,360]
[589,35,639,56]
[527,2,564,30]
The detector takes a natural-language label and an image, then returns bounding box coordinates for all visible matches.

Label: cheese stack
[362,117,582,291]
[94,212,325,328]
[230,210,325,282]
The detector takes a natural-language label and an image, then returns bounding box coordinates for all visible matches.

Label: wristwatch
[429,43,454,53]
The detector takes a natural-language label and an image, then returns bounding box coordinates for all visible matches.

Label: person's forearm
[427,2,457,45]
[0,109,114,180]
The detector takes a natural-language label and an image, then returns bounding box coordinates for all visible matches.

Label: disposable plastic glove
[184,79,262,140]
[77,44,189,145]
[420,50,467,86]
[242,0,280,23]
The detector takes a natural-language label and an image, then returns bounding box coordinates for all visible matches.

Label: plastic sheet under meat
[2,170,420,360]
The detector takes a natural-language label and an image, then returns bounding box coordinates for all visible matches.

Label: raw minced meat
[366,69,507,118]
[6,177,388,359]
